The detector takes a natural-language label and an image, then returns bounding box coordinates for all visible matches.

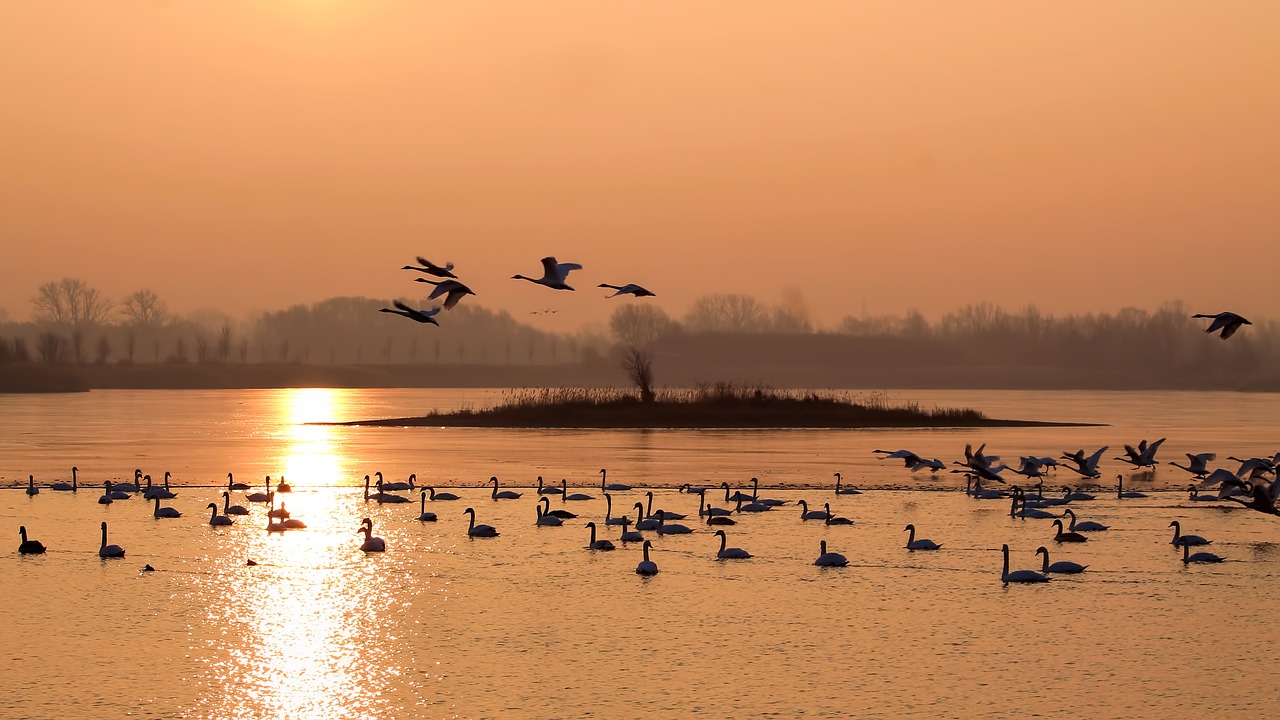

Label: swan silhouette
[632,502,660,531]
[464,507,499,537]
[561,479,594,501]
[380,473,415,492]
[604,493,628,526]
[540,496,576,519]
[206,503,233,527]
[50,467,77,492]
[417,492,438,522]
[25,475,38,496]
[98,481,113,505]
[98,522,125,558]
[536,476,562,495]
[655,514,692,535]
[600,468,632,492]
[814,540,848,567]
[413,278,475,309]
[152,496,181,519]
[358,518,386,552]
[245,477,273,503]
[645,492,684,519]
[635,540,659,575]
[535,504,564,527]
[834,472,861,495]
[18,526,46,554]
[798,500,831,521]
[222,491,250,516]
[227,472,251,490]
[1001,544,1048,583]
[904,524,941,550]
[490,477,521,500]
[1051,519,1087,543]
[512,256,582,291]
[1182,542,1224,564]
[379,300,440,325]
[713,529,751,559]
[427,486,460,501]
[402,256,457,278]
[1169,521,1211,547]
[618,517,644,543]
[1116,474,1148,499]
[1036,546,1086,574]
[1063,508,1108,532]
[585,522,616,551]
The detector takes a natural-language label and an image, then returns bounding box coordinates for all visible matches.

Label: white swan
[246,476,273,503]
[1182,542,1224,564]
[560,479,593,501]
[25,475,38,496]
[512,256,582,291]
[585,522,616,551]
[222,491,250,516]
[98,522,125,558]
[1001,544,1048,583]
[50,467,77,492]
[635,540,659,575]
[152,496,182,519]
[427,486,460,501]
[379,473,416,492]
[1036,546,1086,574]
[600,468,632,492]
[713,529,751,559]
[207,503,233,526]
[798,499,831,521]
[490,477,522,500]
[904,524,941,550]
[417,492,438,522]
[1169,521,1211,547]
[358,518,386,552]
[18,526,46,554]
[814,540,848,567]
[1063,508,1108,532]
[464,507,499,537]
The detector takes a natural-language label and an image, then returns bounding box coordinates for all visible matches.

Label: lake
[2,388,1278,719]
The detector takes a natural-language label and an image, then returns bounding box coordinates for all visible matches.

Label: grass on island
[340,382,1071,429]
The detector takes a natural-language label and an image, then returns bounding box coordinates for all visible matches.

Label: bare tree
[217,324,232,363]
[120,289,168,327]
[609,305,676,348]
[95,335,111,364]
[36,332,68,363]
[195,333,210,362]
[683,293,768,333]
[12,337,30,362]
[172,337,188,363]
[123,328,136,363]
[622,347,656,403]
[238,339,249,363]
[70,327,84,363]
[32,278,113,326]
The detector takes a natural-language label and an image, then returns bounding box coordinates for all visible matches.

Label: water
[2,388,1278,718]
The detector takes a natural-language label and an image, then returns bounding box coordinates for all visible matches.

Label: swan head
[904,524,914,532]
[490,476,498,486]
[1169,520,1179,528]
[1035,546,1048,556]
[207,503,217,510]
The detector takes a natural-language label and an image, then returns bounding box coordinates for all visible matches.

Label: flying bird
[379,300,441,326]
[1192,312,1251,340]
[413,278,475,309]
[513,256,582,291]
[598,283,655,298]
[402,257,457,278]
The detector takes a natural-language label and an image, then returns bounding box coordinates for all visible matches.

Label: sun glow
[275,388,349,490]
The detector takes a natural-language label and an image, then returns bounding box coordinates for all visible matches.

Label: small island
[335,385,1087,429]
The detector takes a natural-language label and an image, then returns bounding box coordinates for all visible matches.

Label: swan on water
[18,526,46,554]
[1001,544,1048,584]
[490,477,522,500]
[904,524,941,550]
[99,522,125,558]
[655,514,692,535]
[713,529,751,559]
[1051,519,1087,543]
[98,481,114,505]
[635,540,659,575]
[50,467,77,492]
[824,503,854,525]
[798,499,831,521]
[633,503,659,531]
[358,518,386,552]
[540,496,577,519]
[379,473,416,492]
[227,472,251,490]
[618,517,644,543]
[206,503,233,527]
[814,540,848,567]
[246,477,273,503]
[600,468,632,492]
[464,507,499,537]
[1036,546,1086,574]
[560,479,593,502]
[1169,521,1211,547]
[1182,542,1224,564]
[604,493,629,526]
[536,476,562,495]
[428,486,460,501]
[585,522,616,551]
[1116,474,1148,499]
[418,492,438,522]
[834,472,862,495]
[152,496,181,519]
[535,504,564,527]
[1063,508,1108,532]
[222,491,250,516]
[25,475,38,496]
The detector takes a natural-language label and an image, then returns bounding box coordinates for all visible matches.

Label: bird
[221,491,250,516]
[713,529,751,559]
[50,467,77,492]
[490,477,521,500]
[417,492,437,522]
[535,504,563,527]
[97,481,113,505]
[904,524,941,550]
[654,515,692,535]
[585,522,616,551]
[281,515,307,530]
[600,468,632,492]
[834,472,862,495]
[536,476,562,495]
[378,472,416,492]
[413,278,476,309]
[874,448,928,469]
[1061,447,1107,479]
[1036,546,1086,574]
[402,257,457,278]
[604,493,629,526]
[18,526,46,554]
[463,507,499,537]
[1192,311,1251,340]
[1187,485,1221,503]
[371,478,410,504]
[618,517,644,543]
[1062,486,1096,501]
[560,479,593,501]
[1063,508,1108,532]
[24,475,38,496]
[598,283,655,298]
[427,486,460,501]
[227,472,252,491]
[1009,490,1058,519]
[1115,438,1166,468]
[512,256,582,291]
[1000,544,1048,584]
[379,300,441,325]
[635,540,659,575]
[748,477,786,507]
[540,496,577,520]
[797,500,831,520]
[1116,474,1148,499]
[1169,521,1211,547]
[643,491,685,520]
[206,503,233,527]
[143,472,177,500]
[633,502,660,531]
[152,496,182,519]
[824,504,854,525]
[246,477,273,503]
[1169,452,1216,478]
[358,518,386,552]
[1051,519,1088,543]
[814,540,848,567]
[1182,542,1224,564]
[275,476,292,493]
[98,522,125,558]
[1225,477,1280,516]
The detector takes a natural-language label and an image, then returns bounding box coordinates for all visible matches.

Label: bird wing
[1084,446,1108,470]
[1140,438,1166,463]
[539,256,560,278]
[393,300,414,312]
[555,262,582,279]
[1122,444,1141,461]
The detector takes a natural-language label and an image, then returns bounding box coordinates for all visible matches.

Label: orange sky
[2,2,1277,332]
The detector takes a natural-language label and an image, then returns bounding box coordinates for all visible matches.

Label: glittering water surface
[2,388,1279,719]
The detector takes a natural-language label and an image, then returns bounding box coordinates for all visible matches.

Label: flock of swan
[11,438,1273,582]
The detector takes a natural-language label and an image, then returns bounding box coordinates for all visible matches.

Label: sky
[1,1,1277,332]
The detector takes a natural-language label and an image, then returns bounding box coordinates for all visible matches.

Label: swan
[1051,519,1087,543]
[50,466,77,492]
[358,518,386,552]
[598,282,655,298]
[1169,521,1211,547]
[18,526,46,554]
[402,256,457,278]
[413,278,475,309]
[721,482,753,504]
[644,492,685,519]
[632,503,659,531]
[144,471,178,500]
[1009,489,1058,519]
[1063,508,1108,532]
[227,472,251,490]
[585,522,616,550]
[535,504,564,526]
[904,524,941,550]
[875,448,927,469]
[618,517,644,542]
[265,513,288,533]
[98,481,114,504]
[679,483,710,495]
[152,496,182,519]
[1036,546,1086,574]
[604,493,628,525]
[1009,457,1047,480]
[425,486,460,501]
[600,468,632,492]
[706,512,736,526]
[464,507,499,537]
[635,540,659,575]
[379,300,441,325]
[98,522,125,558]
[24,475,38,496]
[834,472,862,495]
[1060,447,1107,478]
[1192,311,1251,340]
[1115,438,1167,468]
[1062,486,1095,501]
[281,515,307,530]
[798,499,831,521]
[490,476,522,500]
[246,476,273,503]
[207,503,233,526]
[655,514,692,535]
[1116,474,1148,499]
[114,470,141,494]
[222,491,250,516]
[108,477,134,498]
[267,500,290,519]
[1000,544,1048,583]
[1169,453,1216,478]
[814,540,848,567]
[734,496,771,513]
[749,478,786,507]
[373,479,410,504]
[561,479,593,501]
[541,496,577,519]
[536,476,562,495]
[380,473,416,492]
[512,256,582,291]
[1028,482,1069,507]
[698,492,733,518]
[1187,485,1221,502]
[1182,542,1224,564]
[824,503,853,525]
[713,529,751,559]
[274,476,292,493]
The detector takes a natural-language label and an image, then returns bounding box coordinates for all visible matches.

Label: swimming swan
[18,526,46,554]
[635,540,659,575]
[1169,520,1210,547]
[1036,546,1086,573]
[1001,544,1048,583]
[814,540,848,567]
[904,524,941,550]
[98,522,125,558]
[585,522,616,551]
[464,507,499,537]
[358,518,386,552]
[206,503,234,527]
[490,477,522,500]
[713,529,751,559]
[1182,542,1224,564]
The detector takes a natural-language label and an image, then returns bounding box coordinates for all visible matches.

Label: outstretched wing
[555,262,583,279]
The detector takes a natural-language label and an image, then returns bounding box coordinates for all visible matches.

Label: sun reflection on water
[275,388,348,490]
